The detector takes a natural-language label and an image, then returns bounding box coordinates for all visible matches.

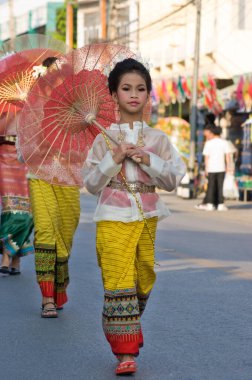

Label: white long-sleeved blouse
[83,121,186,222]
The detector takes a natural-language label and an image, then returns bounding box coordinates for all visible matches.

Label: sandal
[115,361,137,376]
[9,267,21,275]
[0,266,10,276]
[41,302,58,318]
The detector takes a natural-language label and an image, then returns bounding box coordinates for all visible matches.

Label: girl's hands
[112,143,136,164]
[112,144,150,166]
[127,147,150,166]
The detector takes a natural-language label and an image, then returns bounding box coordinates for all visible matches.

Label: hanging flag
[202,74,210,89]
[162,79,170,103]
[248,80,252,99]
[151,86,159,103]
[177,76,186,102]
[171,80,178,103]
[181,76,191,98]
[208,75,216,89]
[236,76,245,108]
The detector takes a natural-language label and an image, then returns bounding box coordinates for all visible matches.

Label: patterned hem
[39,281,68,307]
[103,287,143,355]
[1,196,32,213]
[0,238,34,257]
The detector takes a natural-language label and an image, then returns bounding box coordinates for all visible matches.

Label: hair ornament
[134,53,152,72]
[32,64,48,78]
[0,51,15,61]
[103,53,152,77]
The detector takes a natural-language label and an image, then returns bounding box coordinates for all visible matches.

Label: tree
[52,1,77,48]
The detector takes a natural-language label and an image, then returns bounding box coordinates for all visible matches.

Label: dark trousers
[205,172,225,206]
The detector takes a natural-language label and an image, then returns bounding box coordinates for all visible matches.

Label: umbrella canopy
[18,43,137,187]
[0,33,68,55]
[0,33,68,136]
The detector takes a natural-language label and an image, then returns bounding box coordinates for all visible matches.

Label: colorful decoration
[154,116,190,161]
[153,74,223,114]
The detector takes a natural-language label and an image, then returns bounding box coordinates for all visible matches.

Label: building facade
[0,0,63,42]
[77,0,139,51]
[77,0,252,80]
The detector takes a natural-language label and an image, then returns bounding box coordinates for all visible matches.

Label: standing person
[0,135,34,276]
[195,114,215,210]
[25,56,81,318]
[84,58,186,375]
[202,124,231,211]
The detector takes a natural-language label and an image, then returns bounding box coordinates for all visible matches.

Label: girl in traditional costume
[84,58,186,375]
[0,67,34,276]
[0,132,34,275]
[25,57,81,318]
[29,178,80,317]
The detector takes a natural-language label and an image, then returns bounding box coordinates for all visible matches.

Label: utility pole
[107,0,118,41]
[101,0,107,40]
[8,0,15,49]
[66,1,74,49]
[189,0,201,187]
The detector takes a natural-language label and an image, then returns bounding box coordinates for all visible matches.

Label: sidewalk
[159,190,252,225]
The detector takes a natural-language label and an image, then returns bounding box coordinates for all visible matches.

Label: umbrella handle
[92,119,141,164]
[92,119,119,146]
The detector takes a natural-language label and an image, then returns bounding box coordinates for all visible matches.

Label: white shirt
[203,137,230,173]
[83,122,186,222]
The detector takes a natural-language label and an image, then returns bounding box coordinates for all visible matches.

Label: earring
[117,124,125,143]
[136,122,145,147]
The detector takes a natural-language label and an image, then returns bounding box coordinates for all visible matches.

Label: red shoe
[115,360,137,375]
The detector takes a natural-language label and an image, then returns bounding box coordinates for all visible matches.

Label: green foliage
[52,1,77,48]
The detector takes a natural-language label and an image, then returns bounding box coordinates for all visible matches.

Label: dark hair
[205,123,222,135]
[108,58,152,94]
[205,112,215,125]
[212,126,222,135]
[42,56,57,68]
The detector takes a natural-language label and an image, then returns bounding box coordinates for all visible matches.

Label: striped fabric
[96,217,157,356]
[29,179,80,307]
[0,143,34,257]
[0,144,30,198]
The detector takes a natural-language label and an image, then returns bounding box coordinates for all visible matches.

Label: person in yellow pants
[29,179,80,317]
[84,58,186,375]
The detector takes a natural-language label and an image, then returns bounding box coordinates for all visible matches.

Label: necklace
[117,122,145,147]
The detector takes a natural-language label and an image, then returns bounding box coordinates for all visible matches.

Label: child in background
[84,58,186,375]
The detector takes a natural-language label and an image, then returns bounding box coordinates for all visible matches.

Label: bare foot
[118,354,135,363]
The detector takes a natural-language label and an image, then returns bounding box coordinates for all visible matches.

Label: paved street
[0,192,252,380]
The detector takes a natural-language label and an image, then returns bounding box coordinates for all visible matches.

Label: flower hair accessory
[103,53,152,77]
[32,64,47,79]
[0,51,15,61]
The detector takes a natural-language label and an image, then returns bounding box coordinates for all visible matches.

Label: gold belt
[107,181,155,193]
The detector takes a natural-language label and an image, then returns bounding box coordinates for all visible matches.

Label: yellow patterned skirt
[29,179,80,307]
[96,217,158,356]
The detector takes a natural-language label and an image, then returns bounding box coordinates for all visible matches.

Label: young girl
[84,58,186,375]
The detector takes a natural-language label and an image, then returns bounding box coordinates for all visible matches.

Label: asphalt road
[0,193,252,380]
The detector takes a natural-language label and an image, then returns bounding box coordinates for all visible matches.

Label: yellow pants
[29,179,80,307]
[96,217,157,356]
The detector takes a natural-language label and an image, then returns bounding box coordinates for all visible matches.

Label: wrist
[142,154,150,166]
[113,153,123,164]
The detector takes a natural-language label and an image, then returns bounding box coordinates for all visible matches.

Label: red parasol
[17,43,145,187]
[0,48,66,136]
[0,33,68,136]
